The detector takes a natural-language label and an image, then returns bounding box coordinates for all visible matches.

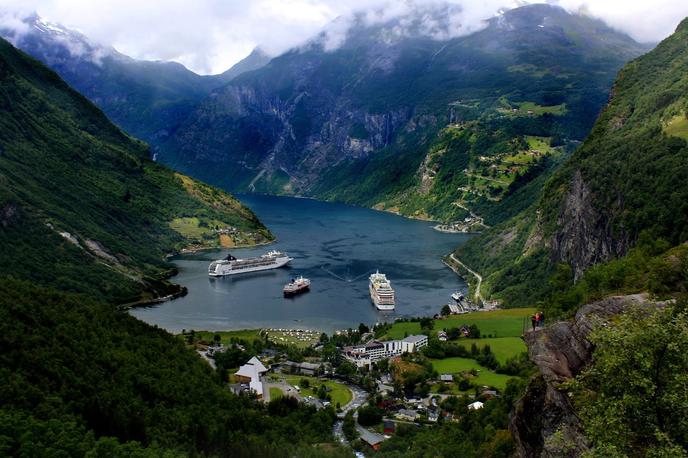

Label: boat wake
[320,265,374,283]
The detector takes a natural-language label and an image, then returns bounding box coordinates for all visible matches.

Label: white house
[468,401,484,410]
[234,356,269,397]
[343,334,429,367]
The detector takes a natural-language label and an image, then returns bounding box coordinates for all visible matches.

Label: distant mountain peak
[0,11,114,64]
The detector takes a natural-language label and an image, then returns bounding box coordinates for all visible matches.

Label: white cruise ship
[208,250,293,276]
[369,270,395,311]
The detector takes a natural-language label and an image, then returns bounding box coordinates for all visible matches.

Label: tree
[441,304,451,316]
[358,323,370,335]
[357,405,383,427]
[468,324,481,339]
[343,411,358,442]
[576,302,688,455]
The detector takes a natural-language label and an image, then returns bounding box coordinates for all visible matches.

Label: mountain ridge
[161,3,649,225]
[454,15,688,309]
[0,36,271,303]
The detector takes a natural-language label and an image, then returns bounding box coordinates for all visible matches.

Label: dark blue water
[131,195,471,333]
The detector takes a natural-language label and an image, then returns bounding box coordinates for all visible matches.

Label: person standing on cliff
[531,314,537,331]
[538,311,545,328]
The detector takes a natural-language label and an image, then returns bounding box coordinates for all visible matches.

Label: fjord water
[132,194,471,333]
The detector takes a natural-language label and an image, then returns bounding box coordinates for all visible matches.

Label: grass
[454,337,526,364]
[269,387,284,400]
[193,329,263,346]
[516,101,567,116]
[283,375,353,407]
[664,114,688,140]
[429,357,515,390]
[385,322,422,339]
[384,308,535,341]
[434,308,536,338]
[265,330,320,348]
[525,136,556,153]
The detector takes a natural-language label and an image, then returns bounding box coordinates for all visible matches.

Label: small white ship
[369,270,395,311]
[283,276,310,296]
[208,250,293,276]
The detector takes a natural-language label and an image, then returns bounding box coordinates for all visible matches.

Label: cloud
[0,0,686,75]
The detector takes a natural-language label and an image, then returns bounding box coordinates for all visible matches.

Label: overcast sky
[1,0,687,75]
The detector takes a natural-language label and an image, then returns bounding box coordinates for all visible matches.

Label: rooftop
[402,334,428,344]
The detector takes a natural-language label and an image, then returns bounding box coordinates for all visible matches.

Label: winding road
[447,253,483,303]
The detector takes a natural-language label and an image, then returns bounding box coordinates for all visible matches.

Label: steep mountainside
[162,4,647,224]
[0,14,270,146]
[0,37,347,457]
[0,37,270,303]
[454,17,688,308]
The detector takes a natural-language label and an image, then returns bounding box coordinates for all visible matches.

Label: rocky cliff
[510,294,668,457]
[161,4,646,216]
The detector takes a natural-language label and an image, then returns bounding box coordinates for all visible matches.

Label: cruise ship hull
[209,256,292,276]
[369,284,395,311]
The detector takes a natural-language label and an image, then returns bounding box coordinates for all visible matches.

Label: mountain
[161,4,649,224]
[453,16,688,309]
[0,14,270,147]
[0,36,271,304]
[218,47,271,82]
[0,37,347,457]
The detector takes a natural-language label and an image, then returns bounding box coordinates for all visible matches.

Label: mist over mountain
[0,13,271,145]
[161,4,648,224]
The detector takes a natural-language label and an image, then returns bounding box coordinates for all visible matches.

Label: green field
[384,308,535,341]
[516,101,567,116]
[455,337,526,364]
[434,308,535,338]
[169,216,220,239]
[269,387,284,400]
[283,376,353,407]
[385,322,422,339]
[430,357,515,390]
[664,114,688,140]
[193,329,262,345]
[265,330,319,348]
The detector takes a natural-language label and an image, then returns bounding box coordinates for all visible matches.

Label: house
[468,401,484,410]
[439,374,453,383]
[383,419,396,434]
[343,334,428,367]
[234,356,269,397]
[428,410,439,422]
[357,426,386,450]
[280,361,321,376]
[481,390,498,399]
[396,409,420,421]
[437,331,448,342]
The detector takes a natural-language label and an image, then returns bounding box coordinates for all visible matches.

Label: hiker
[534,312,541,329]
[531,314,537,331]
[539,311,545,328]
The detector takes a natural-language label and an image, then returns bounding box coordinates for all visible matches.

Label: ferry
[369,270,395,311]
[208,250,293,276]
[283,276,310,296]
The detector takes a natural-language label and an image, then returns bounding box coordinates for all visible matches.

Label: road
[448,253,483,304]
[333,382,370,444]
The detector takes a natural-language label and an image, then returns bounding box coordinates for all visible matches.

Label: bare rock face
[510,294,665,457]
[551,170,628,281]
[0,202,18,227]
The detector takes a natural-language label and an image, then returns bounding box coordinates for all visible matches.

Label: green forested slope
[0,279,338,456]
[0,39,342,457]
[455,17,688,311]
[0,37,270,303]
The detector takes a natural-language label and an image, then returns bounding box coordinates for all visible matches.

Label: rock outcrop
[510,294,667,457]
[550,170,628,281]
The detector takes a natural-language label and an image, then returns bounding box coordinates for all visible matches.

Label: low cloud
[0,0,686,75]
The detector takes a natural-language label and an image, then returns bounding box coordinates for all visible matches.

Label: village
[184,308,534,453]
